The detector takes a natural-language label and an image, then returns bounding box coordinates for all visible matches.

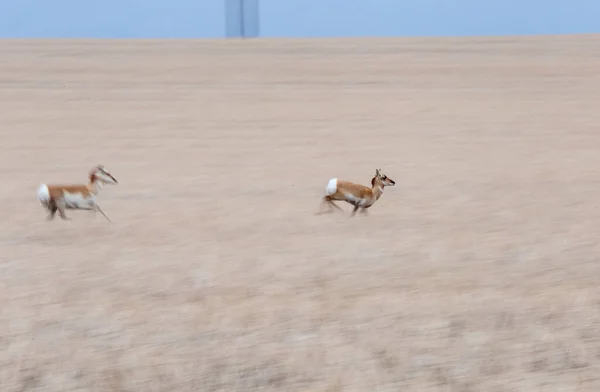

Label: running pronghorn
[37,165,118,222]
[319,169,395,216]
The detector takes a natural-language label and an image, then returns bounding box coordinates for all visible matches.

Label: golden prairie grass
[1,35,600,391]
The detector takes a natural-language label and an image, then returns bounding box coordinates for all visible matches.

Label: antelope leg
[94,204,113,223]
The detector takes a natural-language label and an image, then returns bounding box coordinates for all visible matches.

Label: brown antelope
[319,169,395,216]
[37,165,118,222]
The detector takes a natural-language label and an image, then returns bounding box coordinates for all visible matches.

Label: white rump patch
[37,184,50,204]
[325,178,338,195]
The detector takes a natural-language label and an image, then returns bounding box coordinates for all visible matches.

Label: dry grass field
[1,34,600,391]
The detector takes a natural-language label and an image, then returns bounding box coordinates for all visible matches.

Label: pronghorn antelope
[319,169,395,216]
[37,165,118,222]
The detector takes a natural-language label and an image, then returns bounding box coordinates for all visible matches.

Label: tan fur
[38,165,118,222]
[327,180,381,204]
[319,169,395,216]
[46,184,93,200]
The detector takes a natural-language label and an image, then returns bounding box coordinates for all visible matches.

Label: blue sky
[0,0,598,38]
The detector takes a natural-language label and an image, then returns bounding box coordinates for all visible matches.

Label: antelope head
[90,165,119,185]
[374,169,395,187]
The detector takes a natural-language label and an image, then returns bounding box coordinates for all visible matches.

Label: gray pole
[225,0,259,38]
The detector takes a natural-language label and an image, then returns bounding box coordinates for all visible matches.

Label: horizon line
[0,32,598,40]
